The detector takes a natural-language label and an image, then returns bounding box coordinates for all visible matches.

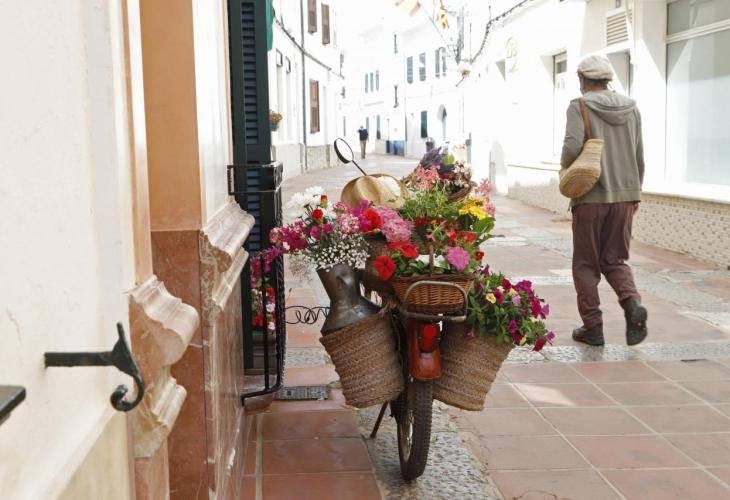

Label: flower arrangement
[269,188,369,277]
[466,267,555,351]
[404,146,474,198]
[270,110,283,131]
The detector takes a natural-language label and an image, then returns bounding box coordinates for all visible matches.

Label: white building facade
[269,0,345,179]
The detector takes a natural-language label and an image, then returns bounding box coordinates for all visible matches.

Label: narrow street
[242,155,730,499]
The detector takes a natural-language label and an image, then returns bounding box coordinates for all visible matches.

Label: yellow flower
[486,293,496,304]
[519,335,527,346]
[497,286,504,293]
[508,289,518,297]
[459,198,489,220]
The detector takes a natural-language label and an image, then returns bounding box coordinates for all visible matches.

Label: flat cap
[578,55,614,81]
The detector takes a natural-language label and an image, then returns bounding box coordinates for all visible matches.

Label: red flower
[475,251,485,261]
[534,338,547,352]
[363,208,382,230]
[374,255,396,280]
[388,241,418,259]
[266,287,275,296]
[312,208,324,221]
[459,231,477,243]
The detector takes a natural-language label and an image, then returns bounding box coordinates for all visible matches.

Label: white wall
[194,0,233,222]
[0,1,136,498]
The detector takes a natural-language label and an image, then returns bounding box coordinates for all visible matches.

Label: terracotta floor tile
[465,408,556,436]
[262,472,380,500]
[718,404,730,418]
[241,476,256,500]
[709,468,730,486]
[568,435,694,468]
[284,365,338,386]
[491,470,620,500]
[647,360,730,381]
[267,388,350,413]
[628,405,730,433]
[572,361,665,383]
[664,433,730,466]
[501,363,586,383]
[478,435,588,470]
[286,331,323,348]
[602,469,730,500]
[262,438,372,474]
[539,407,650,435]
[598,382,702,406]
[680,380,730,403]
[516,382,614,407]
[484,383,530,408]
[244,441,256,475]
[263,410,360,440]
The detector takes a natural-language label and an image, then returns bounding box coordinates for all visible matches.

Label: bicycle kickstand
[370,402,389,439]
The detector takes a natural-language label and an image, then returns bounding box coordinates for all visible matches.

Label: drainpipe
[300,0,308,171]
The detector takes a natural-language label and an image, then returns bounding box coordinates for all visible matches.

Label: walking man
[358,125,369,159]
[561,55,648,347]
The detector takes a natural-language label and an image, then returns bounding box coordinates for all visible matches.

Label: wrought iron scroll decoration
[284,305,330,325]
[44,323,145,412]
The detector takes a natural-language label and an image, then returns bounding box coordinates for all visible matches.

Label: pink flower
[486,203,496,217]
[414,165,440,191]
[337,214,360,234]
[546,331,556,342]
[323,223,334,234]
[310,225,322,240]
[374,206,414,242]
[511,295,521,306]
[534,338,547,351]
[474,178,491,198]
[446,247,471,271]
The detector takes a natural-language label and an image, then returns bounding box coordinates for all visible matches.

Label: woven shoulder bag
[559,99,603,199]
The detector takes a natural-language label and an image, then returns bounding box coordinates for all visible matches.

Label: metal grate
[606,10,632,46]
[275,385,329,401]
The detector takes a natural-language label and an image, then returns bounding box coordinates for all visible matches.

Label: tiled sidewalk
[454,359,730,499]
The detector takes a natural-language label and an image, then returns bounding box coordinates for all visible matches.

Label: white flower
[266,303,275,312]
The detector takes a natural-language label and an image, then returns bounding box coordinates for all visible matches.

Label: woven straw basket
[559,138,603,199]
[433,323,513,411]
[448,185,472,203]
[319,311,404,408]
[391,274,472,315]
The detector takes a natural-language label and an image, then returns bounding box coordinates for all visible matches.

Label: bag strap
[579,99,593,141]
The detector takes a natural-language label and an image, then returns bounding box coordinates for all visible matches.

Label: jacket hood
[582,91,636,125]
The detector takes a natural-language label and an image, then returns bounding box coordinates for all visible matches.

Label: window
[394,33,399,54]
[365,117,370,134]
[406,56,413,84]
[420,111,428,138]
[308,0,317,33]
[376,115,381,139]
[375,71,380,91]
[364,73,368,93]
[369,72,374,92]
[394,84,399,107]
[435,48,447,78]
[419,52,426,81]
[321,4,330,44]
[309,79,320,133]
[552,52,569,156]
[666,0,730,185]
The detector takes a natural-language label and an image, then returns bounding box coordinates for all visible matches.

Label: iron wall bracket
[44,323,145,412]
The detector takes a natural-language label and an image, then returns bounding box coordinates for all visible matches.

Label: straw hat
[340,174,409,208]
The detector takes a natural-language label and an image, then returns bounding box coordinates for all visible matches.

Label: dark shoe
[621,298,648,346]
[572,324,605,346]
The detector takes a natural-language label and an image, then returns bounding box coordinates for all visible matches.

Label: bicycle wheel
[394,378,433,480]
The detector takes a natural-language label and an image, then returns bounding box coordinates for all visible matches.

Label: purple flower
[546,331,556,342]
[493,288,504,304]
[511,295,521,306]
[508,320,522,342]
[446,247,471,271]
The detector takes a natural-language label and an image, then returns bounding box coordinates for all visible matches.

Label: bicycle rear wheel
[394,379,433,480]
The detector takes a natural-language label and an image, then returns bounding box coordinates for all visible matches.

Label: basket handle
[428,244,434,276]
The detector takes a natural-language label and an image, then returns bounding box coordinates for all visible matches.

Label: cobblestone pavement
[265,154,730,499]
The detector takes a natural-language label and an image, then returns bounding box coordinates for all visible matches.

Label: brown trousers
[572,202,640,328]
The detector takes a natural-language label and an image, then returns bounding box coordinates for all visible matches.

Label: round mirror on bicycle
[334,138,354,164]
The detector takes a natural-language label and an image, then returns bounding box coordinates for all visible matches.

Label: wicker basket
[559,99,603,199]
[391,274,472,314]
[433,323,513,411]
[448,185,472,203]
[363,236,394,298]
[319,311,404,408]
